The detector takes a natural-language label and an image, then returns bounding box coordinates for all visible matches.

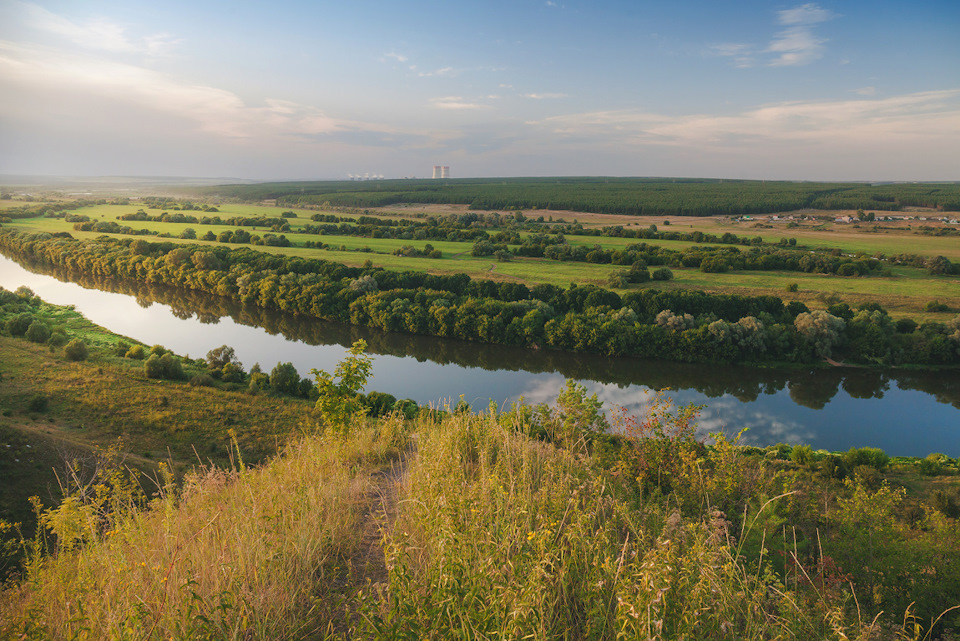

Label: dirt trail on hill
[351,453,409,588]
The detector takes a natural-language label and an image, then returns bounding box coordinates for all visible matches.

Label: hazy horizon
[1,0,958,182]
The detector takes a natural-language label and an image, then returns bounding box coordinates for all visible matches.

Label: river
[1,254,957,456]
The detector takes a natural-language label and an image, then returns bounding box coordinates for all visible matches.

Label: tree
[269,362,301,396]
[206,345,238,371]
[311,339,373,433]
[63,338,88,361]
[795,310,845,358]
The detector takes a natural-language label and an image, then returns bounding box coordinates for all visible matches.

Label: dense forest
[200,177,960,216]
[3,230,959,367]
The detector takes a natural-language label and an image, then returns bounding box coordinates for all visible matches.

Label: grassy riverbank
[1,292,959,638]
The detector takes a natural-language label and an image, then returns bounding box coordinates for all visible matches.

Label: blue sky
[1,0,958,181]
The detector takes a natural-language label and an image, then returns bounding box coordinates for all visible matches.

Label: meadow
[3,196,958,321]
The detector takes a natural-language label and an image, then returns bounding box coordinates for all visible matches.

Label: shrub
[924,300,950,313]
[843,446,889,471]
[785,282,799,292]
[189,373,214,387]
[125,345,145,360]
[651,267,674,281]
[918,453,946,476]
[362,391,398,417]
[790,444,814,465]
[47,330,68,348]
[115,341,130,357]
[6,313,34,336]
[63,338,88,361]
[25,320,51,344]
[143,354,164,379]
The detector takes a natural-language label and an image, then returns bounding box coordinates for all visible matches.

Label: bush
[918,453,946,476]
[47,330,68,348]
[790,444,814,466]
[63,338,88,361]
[144,354,164,379]
[651,267,674,281]
[843,446,889,471]
[6,313,34,336]
[115,341,130,357]
[189,373,214,387]
[25,320,51,344]
[785,282,799,292]
[125,345,145,360]
[363,391,398,417]
[924,300,950,313]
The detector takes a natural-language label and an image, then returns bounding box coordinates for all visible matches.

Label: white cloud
[419,66,457,77]
[766,26,825,66]
[777,3,837,26]
[430,96,487,110]
[853,86,877,96]
[18,1,177,56]
[530,90,960,150]
[525,92,568,99]
[383,51,408,62]
[0,40,388,140]
[766,3,838,66]
[709,3,838,68]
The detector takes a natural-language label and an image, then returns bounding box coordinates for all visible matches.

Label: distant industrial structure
[432,165,450,179]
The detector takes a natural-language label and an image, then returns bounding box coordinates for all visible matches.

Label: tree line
[2,230,958,366]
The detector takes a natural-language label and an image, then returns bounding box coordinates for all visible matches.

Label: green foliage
[46,329,67,348]
[311,339,373,433]
[125,344,145,360]
[918,453,947,476]
[651,266,673,281]
[843,446,889,471]
[63,338,88,361]
[269,362,301,396]
[790,444,814,465]
[144,352,185,380]
[6,312,34,336]
[25,320,51,343]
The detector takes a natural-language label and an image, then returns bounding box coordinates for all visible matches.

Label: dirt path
[350,453,409,588]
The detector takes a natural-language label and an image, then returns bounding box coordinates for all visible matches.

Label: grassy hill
[1,293,959,639]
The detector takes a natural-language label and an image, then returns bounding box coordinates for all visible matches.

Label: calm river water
[1,254,958,456]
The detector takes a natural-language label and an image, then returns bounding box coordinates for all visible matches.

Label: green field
[3,198,959,319]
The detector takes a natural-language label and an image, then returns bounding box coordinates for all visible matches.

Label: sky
[0,0,958,182]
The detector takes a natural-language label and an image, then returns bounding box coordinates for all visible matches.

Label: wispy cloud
[381,51,408,63]
[418,66,458,78]
[530,90,960,149]
[709,3,838,68]
[853,86,876,96]
[766,3,838,66]
[0,40,393,140]
[430,96,487,110]
[18,1,178,56]
[525,92,568,100]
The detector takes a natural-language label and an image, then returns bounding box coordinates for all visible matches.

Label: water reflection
[2,253,958,455]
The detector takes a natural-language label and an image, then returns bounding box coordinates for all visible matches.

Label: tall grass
[0,428,386,639]
[358,409,924,640]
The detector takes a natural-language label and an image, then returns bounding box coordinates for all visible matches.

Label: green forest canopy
[200,177,960,217]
